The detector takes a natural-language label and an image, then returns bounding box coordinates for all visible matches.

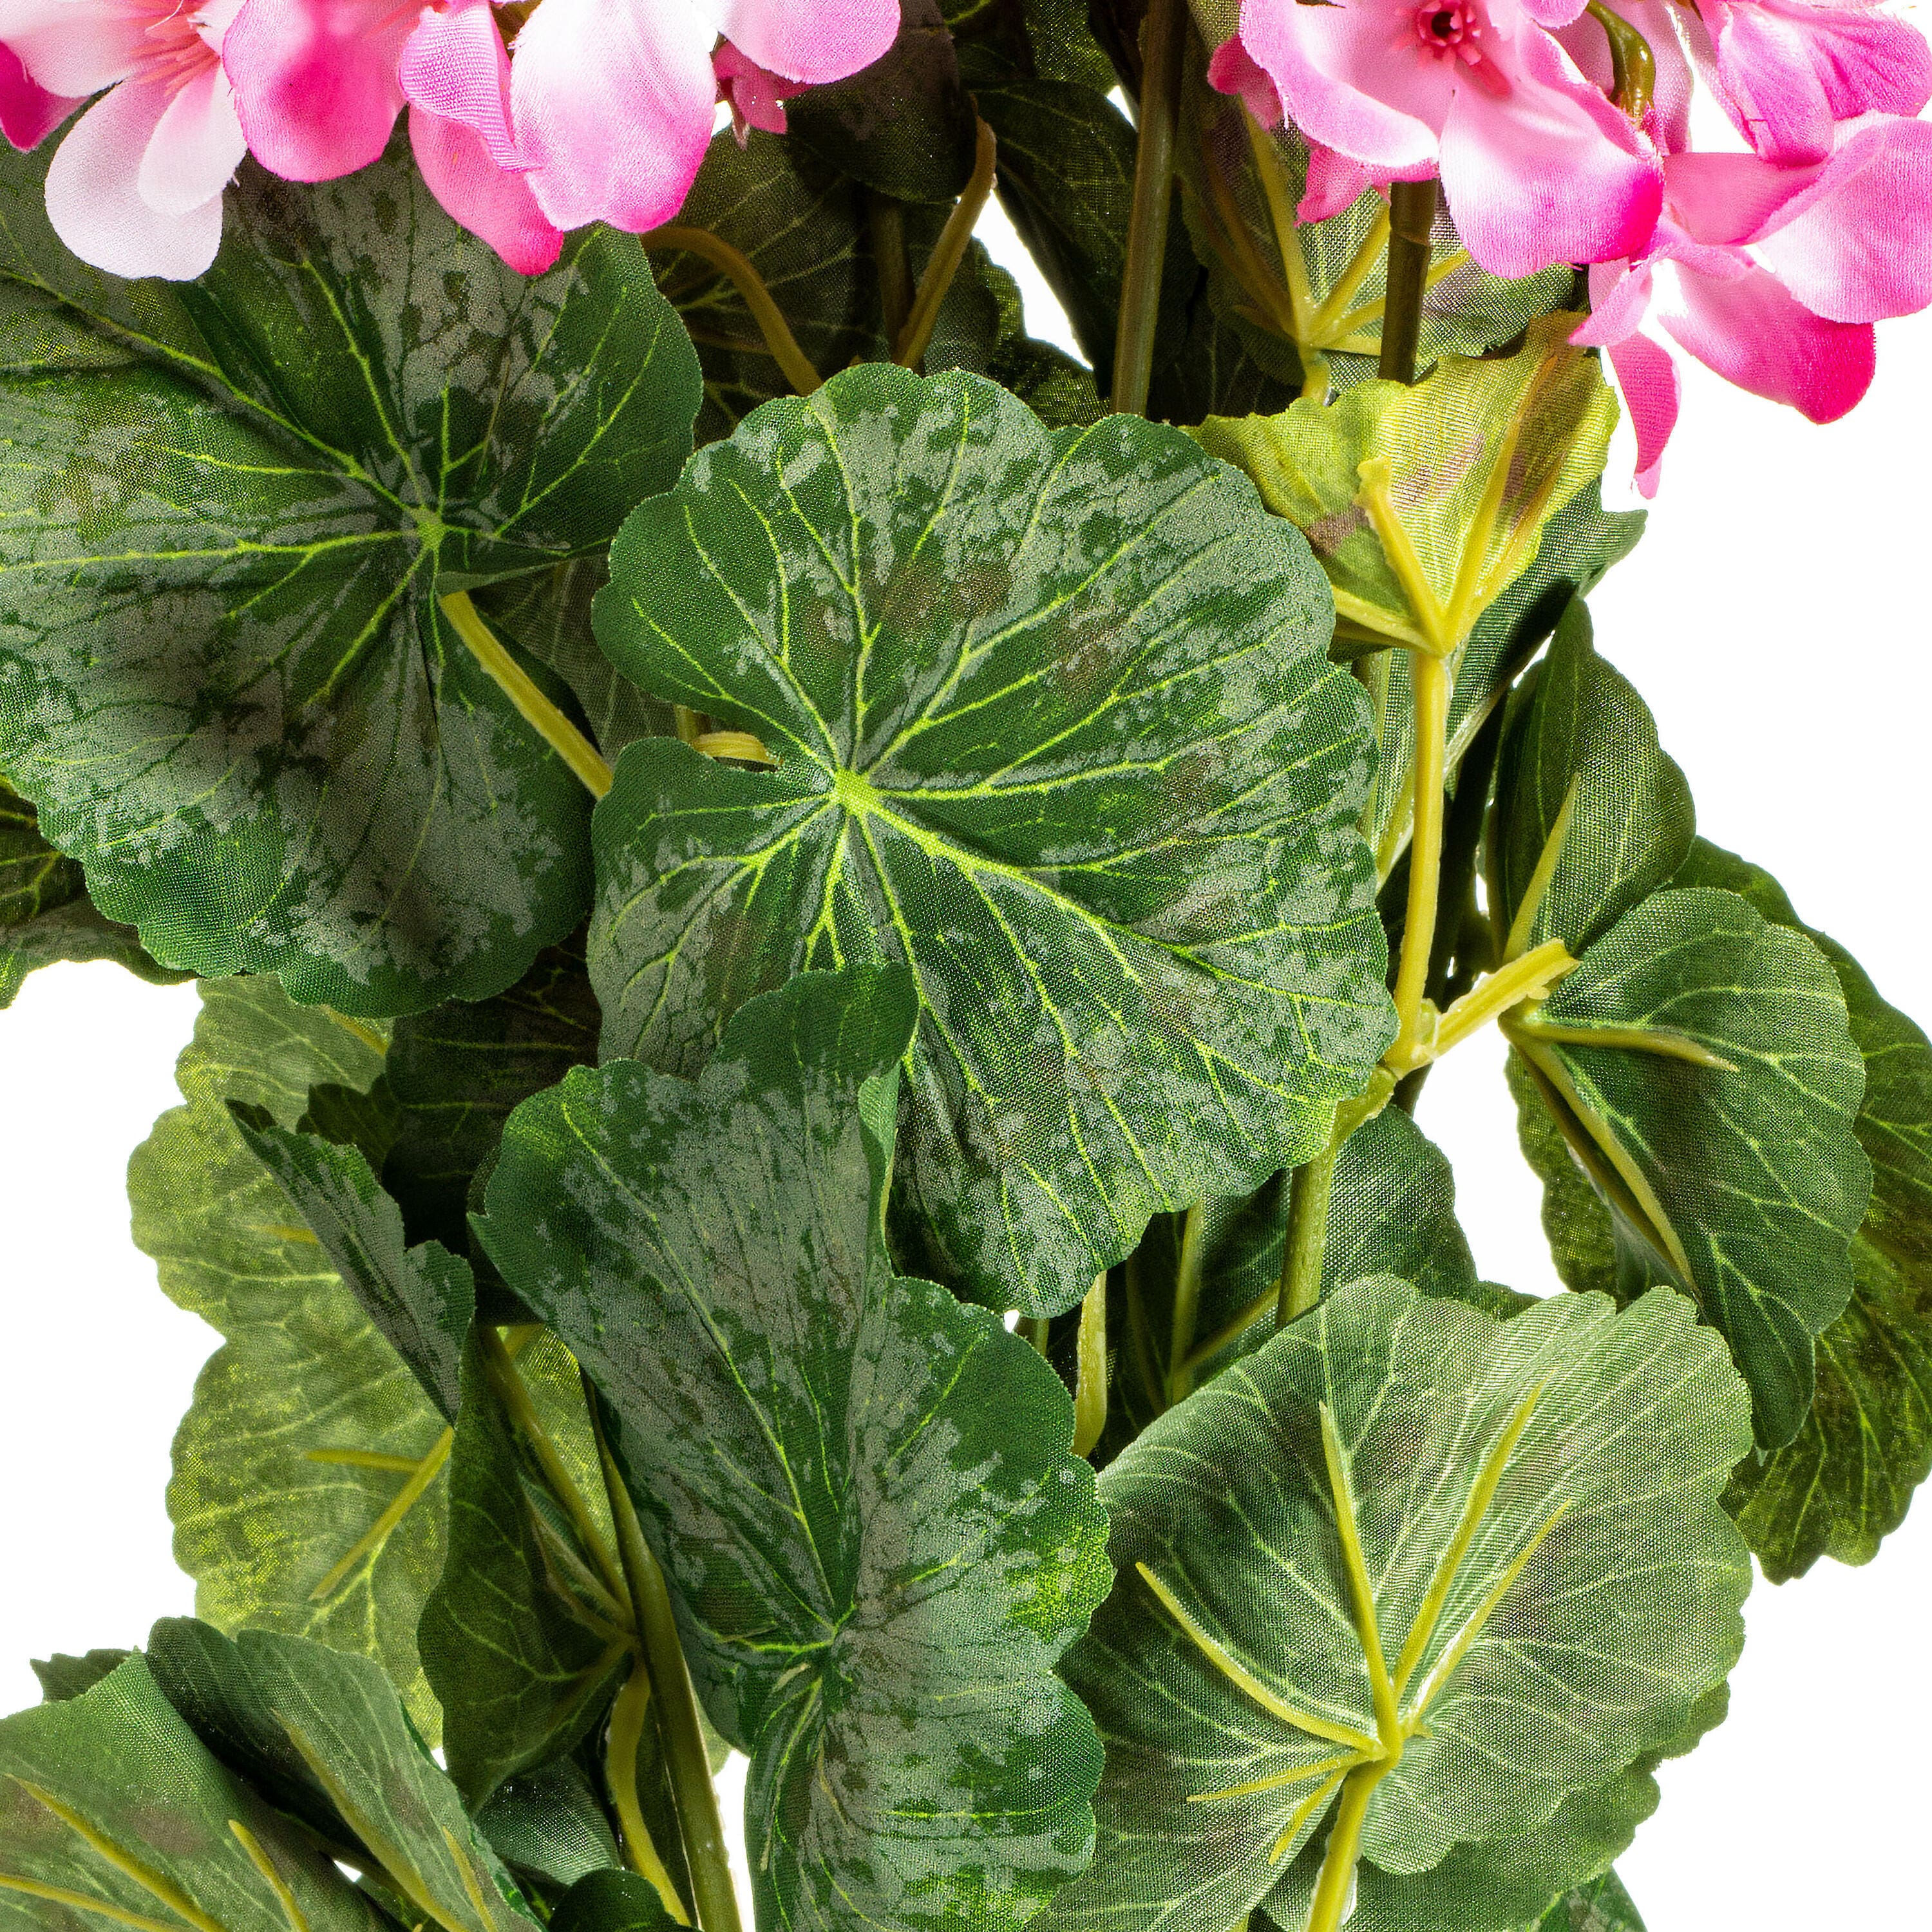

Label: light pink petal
[1206,36,1284,127]
[1664,147,1820,243]
[223,0,408,182]
[44,78,224,277]
[1605,328,1677,493]
[1743,0,1932,151]
[1657,256,1873,419]
[0,0,147,97]
[511,0,717,234]
[1519,0,1587,30]
[1712,4,1836,161]
[714,0,899,84]
[1438,24,1663,276]
[1298,140,1379,222]
[0,39,79,147]
[1753,115,1932,322]
[1235,0,1447,175]
[399,0,518,168]
[1571,256,1654,345]
[137,61,244,214]
[714,43,800,140]
[409,104,561,274]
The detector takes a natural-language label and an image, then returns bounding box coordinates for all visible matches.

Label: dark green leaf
[986,332,1107,428]
[1055,1276,1749,1932]
[1,775,186,1008]
[26,1653,130,1705]
[298,1077,401,1172]
[478,969,1112,1932]
[234,1117,475,1421]
[1148,276,1301,428]
[551,1872,677,1932]
[0,134,701,1015]
[419,1339,629,1808]
[1505,1048,1618,1301]
[1493,601,1693,959]
[382,933,601,1258]
[1671,841,1932,1577]
[589,363,1390,1317]
[789,0,978,202]
[477,1760,622,1896]
[0,1658,393,1932]
[1515,887,1869,1447]
[129,981,449,1738]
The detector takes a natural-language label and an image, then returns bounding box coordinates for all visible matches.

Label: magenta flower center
[1415,1,1486,63]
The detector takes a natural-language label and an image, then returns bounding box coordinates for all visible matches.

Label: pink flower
[0,0,247,278]
[1690,0,1932,164]
[1575,114,1932,491]
[1213,0,1664,278]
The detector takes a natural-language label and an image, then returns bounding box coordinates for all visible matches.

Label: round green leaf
[589,363,1390,1316]
[0,136,701,1015]
[1054,1275,1751,1932]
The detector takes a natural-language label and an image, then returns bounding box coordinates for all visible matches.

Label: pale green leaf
[1054,1275,1750,1932]
[478,969,1112,1932]
[129,980,448,1738]
[589,361,1390,1317]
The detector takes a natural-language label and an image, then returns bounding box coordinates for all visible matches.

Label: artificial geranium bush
[0,3,1927,1932]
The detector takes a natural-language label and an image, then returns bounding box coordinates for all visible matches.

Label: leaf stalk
[1110,0,1187,413]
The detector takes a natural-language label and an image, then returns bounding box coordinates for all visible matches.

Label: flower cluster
[0,0,898,280]
[1213,0,1932,486]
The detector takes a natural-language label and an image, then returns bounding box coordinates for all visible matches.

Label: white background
[2,191,1927,1931]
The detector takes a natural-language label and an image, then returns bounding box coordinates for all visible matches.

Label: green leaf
[1513,887,1870,1447]
[589,362,1390,1316]
[418,1339,629,1808]
[1148,278,1301,429]
[25,1654,130,1705]
[478,969,1112,1932]
[129,980,449,1738]
[789,0,979,202]
[1537,1870,1645,1932]
[1,775,187,1008]
[0,133,701,1016]
[477,1761,621,1897]
[1671,841,1932,1578]
[234,1116,475,1421]
[1493,602,1693,960]
[1504,1048,1618,1302]
[381,933,601,1259]
[0,1657,393,1932]
[1191,316,1616,661]
[473,563,674,764]
[551,1872,677,1932]
[1053,1275,1750,1932]
[1104,1105,1484,1463]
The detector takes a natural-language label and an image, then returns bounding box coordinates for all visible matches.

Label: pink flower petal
[714,0,899,84]
[0,0,147,98]
[714,42,801,140]
[136,59,244,214]
[1235,0,1448,176]
[0,39,79,147]
[510,0,717,234]
[1664,147,1821,245]
[1557,0,1694,151]
[223,0,409,182]
[399,0,519,169]
[1438,24,1662,276]
[1571,256,1654,346]
[44,77,225,277]
[1519,0,1587,28]
[409,103,561,274]
[1656,256,1873,419]
[1604,328,1678,493]
[1752,115,1932,323]
[1206,36,1284,128]
[1299,140,1379,222]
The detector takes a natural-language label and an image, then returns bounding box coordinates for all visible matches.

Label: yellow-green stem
[895,122,998,370]
[1275,1132,1341,1330]
[1072,1273,1110,1456]
[308,1428,452,1603]
[440,592,613,800]
[1164,1206,1208,1404]
[1388,650,1450,1068]
[589,1383,743,1932]
[1111,0,1187,413]
[607,1658,693,1924]
[643,225,822,395]
[1303,1759,1394,1932]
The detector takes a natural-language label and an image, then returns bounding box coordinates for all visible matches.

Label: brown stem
[1377,178,1439,386]
[1110,0,1187,415]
